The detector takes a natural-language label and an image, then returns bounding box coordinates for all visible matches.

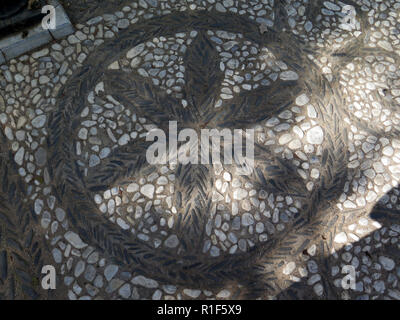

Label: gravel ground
[58,0,129,24]
[1,0,400,300]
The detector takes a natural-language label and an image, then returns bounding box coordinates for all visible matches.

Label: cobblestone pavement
[1,0,400,300]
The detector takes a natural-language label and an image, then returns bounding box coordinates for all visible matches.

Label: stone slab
[0,50,5,65]
[49,3,75,40]
[0,1,74,62]
[0,23,52,61]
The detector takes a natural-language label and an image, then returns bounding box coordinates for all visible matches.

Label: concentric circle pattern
[1,0,400,300]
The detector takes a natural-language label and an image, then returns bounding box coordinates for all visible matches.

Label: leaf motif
[216,78,301,129]
[174,163,213,242]
[85,139,153,193]
[103,70,191,131]
[183,31,224,122]
[0,132,48,300]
